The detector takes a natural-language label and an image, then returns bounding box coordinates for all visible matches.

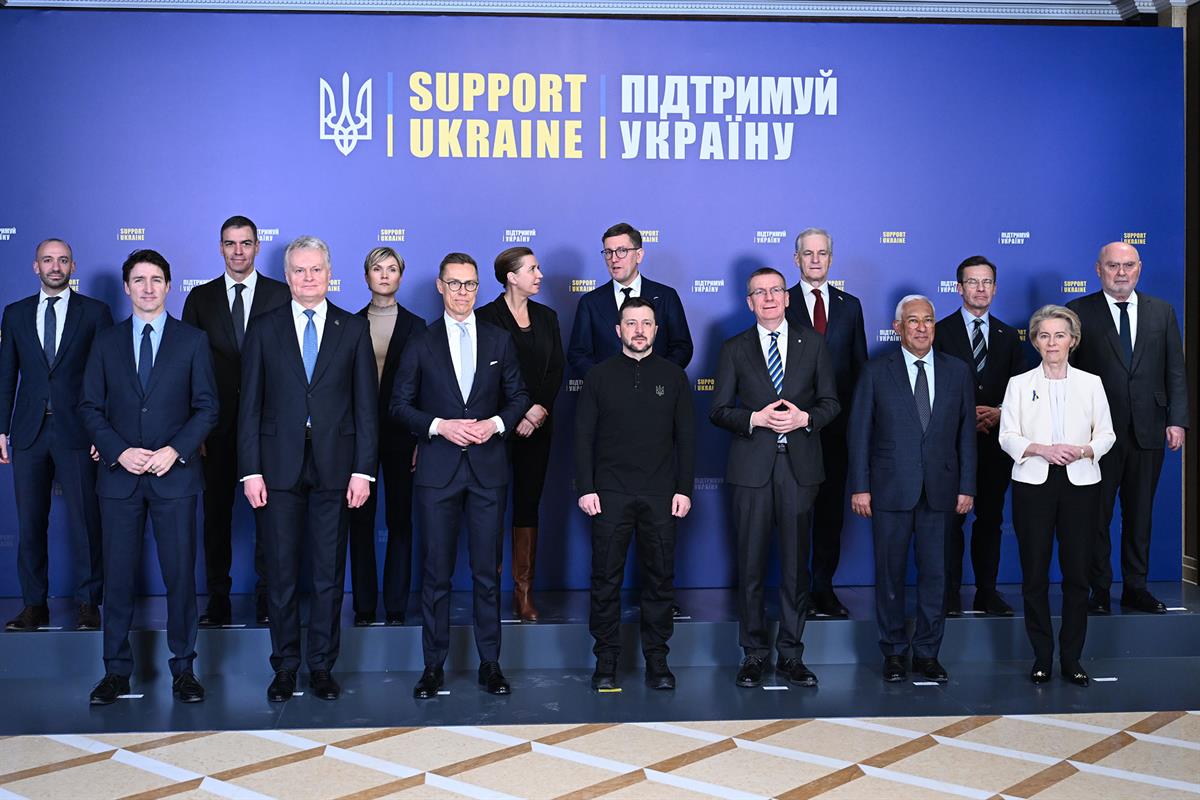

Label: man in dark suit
[934,255,1027,617]
[79,249,218,705]
[1067,241,1189,615]
[1,239,111,632]
[181,215,290,627]
[350,246,423,626]
[710,268,840,688]
[784,227,867,618]
[849,295,976,684]
[391,253,529,700]
[567,222,692,377]
[239,236,378,703]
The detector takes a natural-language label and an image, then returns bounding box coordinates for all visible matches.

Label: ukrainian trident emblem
[319,73,373,156]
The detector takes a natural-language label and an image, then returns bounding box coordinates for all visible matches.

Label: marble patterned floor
[2,710,1199,800]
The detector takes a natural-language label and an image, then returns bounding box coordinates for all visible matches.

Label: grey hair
[284,235,331,270]
[794,227,833,254]
[894,294,934,322]
[1028,304,1082,350]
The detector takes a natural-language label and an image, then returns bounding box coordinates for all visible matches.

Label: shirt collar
[134,311,167,335]
[901,346,932,369]
[39,287,71,305]
[757,319,788,340]
[1104,291,1137,308]
[444,311,476,328]
[961,307,989,327]
[615,273,643,297]
[292,299,328,320]
[803,280,828,296]
[225,270,258,293]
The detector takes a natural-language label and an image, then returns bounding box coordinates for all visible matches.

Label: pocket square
[489,360,499,366]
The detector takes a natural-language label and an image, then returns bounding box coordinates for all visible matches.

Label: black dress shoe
[944,598,963,618]
[6,605,49,631]
[198,596,231,628]
[77,603,101,631]
[353,612,376,627]
[385,612,405,626]
[810,590,849,618]
[592,655,618,690]
[90,673,130,705]
[172,671,205,703]
[413,666,444,699]
[1062,665,1090,687]
[478,661,511,695]
[776,657,818,687]
[645,655,675,690]
[736,656,765,688]
[1030,665,1051,685]
[671,604,685,619]
[267,670,296,702]
[309,670,340,700]
[973,591,1014,617]
[913,657,949,683]
[1121,589,1167,614]
[1087,593,1111,615]
[255,596,270,625]
[882,655,907,682]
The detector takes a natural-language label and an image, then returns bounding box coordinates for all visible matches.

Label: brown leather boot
[512,526,539,622]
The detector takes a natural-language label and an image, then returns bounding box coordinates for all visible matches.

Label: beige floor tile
[759,719,911,763]
[89,732,171,749]
[0,735,105,775]
[861,716,966,734]
[555,724,710,767]
[373,781,469,799]
[1095,740,1200,784]
[290,727,381,745]
[816,774,972,799]
[605,776,716,798]
[1034,770,1199,800]
[453,750,621,799]
[884,741,1045,792]
[228,753,396,799]
[1153,715,1200,744]
[669,745,833,797]
[352,727,511,772]
[674,719,778,737]
[146,731,306,775]
[484,724,576,741]
[161,789,232,800]
[958,716,1107,759]
[5,757,174,799]
[1046,712,1153,731]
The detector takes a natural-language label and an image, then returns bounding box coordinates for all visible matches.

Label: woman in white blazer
[999,305,1115,687]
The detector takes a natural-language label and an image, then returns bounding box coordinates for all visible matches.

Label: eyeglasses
[1100,261,1138,272]
[440,278,479,293]
[601,247,638,261]
[960,278,995,289]
[748,287,787,298]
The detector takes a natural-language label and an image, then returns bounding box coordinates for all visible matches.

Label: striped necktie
[767,332,784,443]
[971,318,987,374]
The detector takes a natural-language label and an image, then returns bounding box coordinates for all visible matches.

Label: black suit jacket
[238,301,378,490]
[390,317,529,489]
[181,273,290,436]
[475,294,565,416]
[1067,290,1189,449]
[709,324,840,488]
[79,316,218,499]
[567,276,693,377]
[785,283,867,404]
[357,301,423,457]
[934,310,1028,410]
[0,291,113,450]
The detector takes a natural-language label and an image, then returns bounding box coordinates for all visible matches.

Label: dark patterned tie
[43,297,59,365]
[232,283,246,351]
[914,359,931,432]
[1116,301,1133,367]
[971,318,987,375]
[138,323,154,392]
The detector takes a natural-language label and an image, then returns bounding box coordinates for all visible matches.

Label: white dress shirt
[1103,291,1138,350]
[612,273,643,310]
[36,288,71,354]
[756,319,789,367]
[801,281,830,324]
[429,311,505,439]
[901,346,936,409]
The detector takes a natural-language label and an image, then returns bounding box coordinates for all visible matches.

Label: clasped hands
[1034,443,1090,466]
[750,399,809,434]
[437,418,498,447]
[118,445,178,477]
[515,404,548,438]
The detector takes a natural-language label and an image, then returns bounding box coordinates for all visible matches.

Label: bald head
[1095,241,1141,301]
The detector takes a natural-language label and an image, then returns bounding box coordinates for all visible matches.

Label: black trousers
[733,454,818,660]
[348,443,414,616]
[1092,425,1165,594]
[11,416,102,606]
[590,491,675,659]
[260,441,348,674]
[874,493,946,660]
[100,479,197,678]
[810,415,848,594]
[1012,468,1097,669]
[201,430,266,602]
[947,433,1011,598]
[416,457,505,667]
[509,426,552,527]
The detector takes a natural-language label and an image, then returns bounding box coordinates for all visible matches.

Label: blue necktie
[43,296,59,365]
[1116,301,1133,367]
[138,323,153,392]
[767,331,784,444]
[457,322,474,400]
[302,309,317,382]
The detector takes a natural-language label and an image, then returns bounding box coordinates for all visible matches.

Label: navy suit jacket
[357,301,424,458]
[567,276,692,377]
[933,310,1028,410]
[0,291,113,450]
[79,316,218,499]
[238,301,378,491]
[390,317,529,489]
[785,283,867,404]
[847,348,977,512]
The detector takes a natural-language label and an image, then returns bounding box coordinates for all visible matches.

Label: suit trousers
[349,444,415,617]
[11,415,103,606]
[810,415,849,594]
[1012,468,1096,669]
[509,426,552,528]
[874,492,947,659]
[590,491,676,659]
[201,430,266,601]
[947,433,1011,598]
[417,456,505,667]
[260,440,349,674]
[1092,424,1165,593]
[733,454,818,660]
[99,479,197,678]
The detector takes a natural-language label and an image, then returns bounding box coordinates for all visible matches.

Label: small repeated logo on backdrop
[320,72,373,156]
[1018,328,1028,342]
[1062,280,1088,294]
[328,279,342,293]
[694,378,715,392]
[504,229,536,244]
[0,534,14,549]
[69,278,80,291]
[879,230,906,244]
[258,227,280,243]
[570,279,597,293]
[0,226,15,242]
[180,279,206,295]
[378,228,406,243]
[692,279,724,294]
[641,229,661,244]
[1123,232,1147,246]
[694,477,724,491]
[877,328,900,343]
[939,280,958,294]
[999,231,1030,245]
[754,229,786,245]
[828,279,845,291]
[567,378,584,393]
[119,227,146,242]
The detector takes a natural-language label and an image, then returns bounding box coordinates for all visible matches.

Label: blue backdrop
[0,11,1185,597]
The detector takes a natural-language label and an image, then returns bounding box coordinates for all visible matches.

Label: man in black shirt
[575,297,694,692]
